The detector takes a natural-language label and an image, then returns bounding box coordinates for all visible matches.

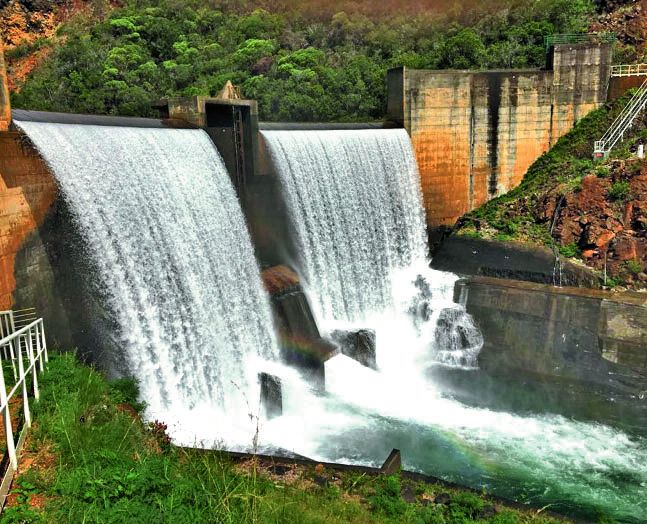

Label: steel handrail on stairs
[594,77,647,159]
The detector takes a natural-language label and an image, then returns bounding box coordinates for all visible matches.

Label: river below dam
[264,353,647,523]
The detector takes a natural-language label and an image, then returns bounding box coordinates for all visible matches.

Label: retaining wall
[0,132,73,347]
[459,276,647,391]
[0,133,56,309]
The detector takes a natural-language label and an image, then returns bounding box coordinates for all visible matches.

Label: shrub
[448,491,485,519]
[595,166,611,178]
[369,475,408,517]
[609,181,631,200]
[109,377,146,412]
[625,259,642,275]
[559,242,580,258]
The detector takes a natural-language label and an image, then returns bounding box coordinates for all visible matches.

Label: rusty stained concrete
[389,43,613,227]
[0,133,58,309]
[0,41,11,132]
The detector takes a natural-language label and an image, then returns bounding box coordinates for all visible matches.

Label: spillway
[260,128,647,522]
[16,121,279,441]
[262,129,427,323]
[262,128,482,367]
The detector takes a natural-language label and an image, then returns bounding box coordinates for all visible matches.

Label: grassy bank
[2,352,565,523]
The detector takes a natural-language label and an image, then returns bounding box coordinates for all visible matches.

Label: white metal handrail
[611,64,647,77]
[0,312,17,383]
[594,77,647,159]
[0,316,48,471]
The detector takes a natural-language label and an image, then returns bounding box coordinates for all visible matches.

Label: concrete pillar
[0,41,11,132]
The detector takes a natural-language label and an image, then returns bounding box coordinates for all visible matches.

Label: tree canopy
[11,0,595,121]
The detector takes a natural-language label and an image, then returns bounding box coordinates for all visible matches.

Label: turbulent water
[17,121,279,444]
[262,129,427,322]
[262,128,647,522]
[262,128,482,367]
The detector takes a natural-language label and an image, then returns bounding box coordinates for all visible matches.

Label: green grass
[1,352,568,523]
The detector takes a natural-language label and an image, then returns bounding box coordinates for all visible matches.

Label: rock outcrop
[539,159,647,287]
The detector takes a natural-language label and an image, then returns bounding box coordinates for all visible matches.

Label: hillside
[4,0,596,121]
[455,96,647,289]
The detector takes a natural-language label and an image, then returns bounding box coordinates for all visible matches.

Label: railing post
[40,320,48,364]
[27,332,39,401]
[35,322,44,373]
[0,355,17,470]
[17,339,31,429]
[6,313,17,382]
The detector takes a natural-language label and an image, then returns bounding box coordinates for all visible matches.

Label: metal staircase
[594,77,647,159]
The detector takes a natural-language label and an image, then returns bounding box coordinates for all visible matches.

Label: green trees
[11,0,595,121]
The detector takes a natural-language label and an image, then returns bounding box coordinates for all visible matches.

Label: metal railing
[594,77,647,159]
[0,312,48,471]
[544,32,616,49]
[0,312,18,383]
[611,64,647,77]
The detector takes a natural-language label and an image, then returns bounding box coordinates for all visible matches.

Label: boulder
[615,237,639,261]
[259,372,282,419]
[330,329,377,369]
[595,230,616,248]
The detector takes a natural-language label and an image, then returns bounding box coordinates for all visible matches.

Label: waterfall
[262,128,482,367]
[17,121,279,444]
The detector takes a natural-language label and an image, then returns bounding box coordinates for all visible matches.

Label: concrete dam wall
[0,40,621,358]
[0,134,58,307]
[387,43,613,227]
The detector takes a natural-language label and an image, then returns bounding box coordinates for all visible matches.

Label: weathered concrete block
[261,265,339,390]
[461,276,647,392]
[380,449,401,475]
[388,43,612,228]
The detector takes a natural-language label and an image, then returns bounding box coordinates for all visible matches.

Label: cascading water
[262,128,482,368]
[16,121,279,447]
[261,128,647,522]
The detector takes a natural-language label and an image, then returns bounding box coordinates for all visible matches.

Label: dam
[1,36,647,522]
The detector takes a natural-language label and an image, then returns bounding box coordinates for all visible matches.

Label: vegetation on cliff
[2,352,565,523]
[6,0,596,121]
[456,95,647,289]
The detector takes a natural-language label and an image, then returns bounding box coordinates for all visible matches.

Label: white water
[262,129,482,368]
[261,128,647,521]
[17,121,647,520]
[17,121,279,446]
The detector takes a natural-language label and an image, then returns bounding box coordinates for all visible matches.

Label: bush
[609,181,631,200]
[595,166,611,178]
[559,242,580,258]
[369,475,408,517]
[625,259,642,275]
